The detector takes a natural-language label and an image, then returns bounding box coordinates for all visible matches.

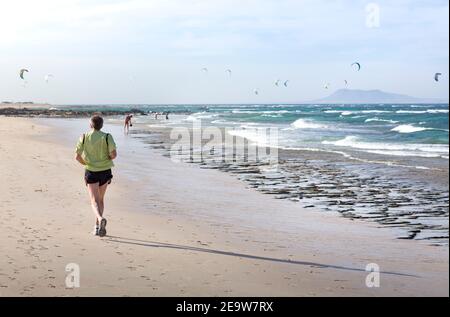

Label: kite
[20,69,29,80]
[351,62,361,71]
[45,74,54,83]
[435,73,442,82]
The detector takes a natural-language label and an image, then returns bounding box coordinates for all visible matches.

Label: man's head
[90,115,104,131]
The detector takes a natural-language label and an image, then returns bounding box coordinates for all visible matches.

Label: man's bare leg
[98,183,109,218]
[87,183,103,225]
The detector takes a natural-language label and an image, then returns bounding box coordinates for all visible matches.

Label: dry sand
[0,116,448,297]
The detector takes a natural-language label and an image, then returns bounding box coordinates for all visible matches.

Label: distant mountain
[312,89,448,104]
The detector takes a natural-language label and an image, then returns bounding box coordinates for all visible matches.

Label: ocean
[184,104,449,168]
[60,103,449,170]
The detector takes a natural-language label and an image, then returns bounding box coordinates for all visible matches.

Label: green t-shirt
[76,130,117,172]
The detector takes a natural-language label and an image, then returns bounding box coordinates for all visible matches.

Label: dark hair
[91,115,104,130]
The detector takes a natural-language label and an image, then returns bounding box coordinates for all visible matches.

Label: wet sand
[0,116,448,296]
[138,122,449,244]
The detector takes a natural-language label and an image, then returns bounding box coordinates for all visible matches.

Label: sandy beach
[0,116,448,297]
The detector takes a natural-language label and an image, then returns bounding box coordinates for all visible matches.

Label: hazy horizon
[1,0,449,104]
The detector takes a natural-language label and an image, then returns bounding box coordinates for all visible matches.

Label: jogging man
[75,115,117,237]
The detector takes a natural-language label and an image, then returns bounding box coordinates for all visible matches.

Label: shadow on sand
[105,235,418,278]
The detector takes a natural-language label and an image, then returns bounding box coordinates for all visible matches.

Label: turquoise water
[58,103,449,165]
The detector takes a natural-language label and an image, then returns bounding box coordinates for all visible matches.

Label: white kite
[45,74,54,84]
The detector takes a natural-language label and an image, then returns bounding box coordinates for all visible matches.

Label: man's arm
[75,153,86,166]
[109,150,117,160]
[75,134,85,165]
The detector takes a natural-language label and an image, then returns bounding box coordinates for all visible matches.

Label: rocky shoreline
[133,127,449,246]
[0,107,147,118]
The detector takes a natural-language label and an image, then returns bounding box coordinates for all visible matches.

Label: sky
[0,0,448,104]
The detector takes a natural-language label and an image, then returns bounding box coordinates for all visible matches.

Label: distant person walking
[75,115,117,237]
[124,114,133,134]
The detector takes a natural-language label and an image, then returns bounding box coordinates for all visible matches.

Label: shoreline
[0,103,51,109]
[0,116,448,296]
[0,104,147,117]
[128,119,449,244]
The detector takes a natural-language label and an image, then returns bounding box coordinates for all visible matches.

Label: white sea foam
[396,109,449,114]
[323,110,354,116]
[184,115,198,122]
[427,109,449,114]
[365,117,399,124]
[261,114,283,118]
[360,110,392,114]
[211,119,233,125]
[227,128,275,147]
[396,110,427,114]
[290,119,328,130]
[391,124,432,133]
[184,112,218,122]
[322,136,449,158]
[231,110,294,115]
[326,110,392,116]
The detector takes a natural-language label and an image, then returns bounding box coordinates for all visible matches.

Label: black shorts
[85,169,113,186]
